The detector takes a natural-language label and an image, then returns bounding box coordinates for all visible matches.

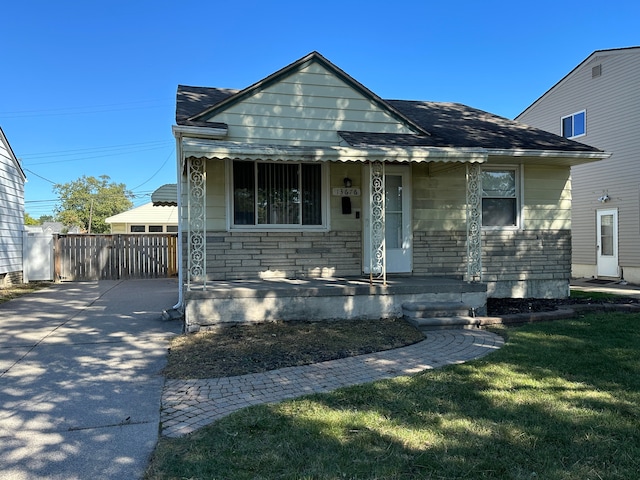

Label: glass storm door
[364,165,412,273]
[596,209,619,277]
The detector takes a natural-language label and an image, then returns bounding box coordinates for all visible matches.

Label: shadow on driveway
[0,279,182,480]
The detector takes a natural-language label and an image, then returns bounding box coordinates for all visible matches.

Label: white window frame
[561,110,586,139]
[481,165,522,230]
[227,159,330,232]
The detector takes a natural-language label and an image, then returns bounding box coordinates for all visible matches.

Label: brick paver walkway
[161,329,503,437]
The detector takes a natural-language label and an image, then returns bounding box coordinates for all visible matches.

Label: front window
[233,161,323,227]
[482,168,518,227]
[130,225,145,233]
[148,225,163,233]
[561,110,586,138]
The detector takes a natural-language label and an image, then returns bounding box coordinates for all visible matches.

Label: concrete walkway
[0,279,182,480]
[161,329,504,437]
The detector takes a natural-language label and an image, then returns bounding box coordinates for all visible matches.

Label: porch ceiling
[180,139,489,164]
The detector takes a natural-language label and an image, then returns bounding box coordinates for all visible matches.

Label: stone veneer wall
[413,229,572,299]
[0,271,23,288]
[184,229,571,297]
[196,231,362,280]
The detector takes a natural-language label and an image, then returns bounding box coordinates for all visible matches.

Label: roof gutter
[485,148,611,167]
[172,124,228,140]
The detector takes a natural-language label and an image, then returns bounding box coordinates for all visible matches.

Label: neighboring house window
[561,110,586,139]
[232,160,323,227]
[481,168,519,227]
[148,225,163,233]
[130,225,145,233]
[166,225,178,233]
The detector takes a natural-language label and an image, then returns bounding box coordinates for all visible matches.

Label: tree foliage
[53,175,133,233]
[24,213,40,225]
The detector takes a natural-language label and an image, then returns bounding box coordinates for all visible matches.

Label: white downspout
[172,130,184,311]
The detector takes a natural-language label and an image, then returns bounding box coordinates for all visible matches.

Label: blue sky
[2,0,638,218]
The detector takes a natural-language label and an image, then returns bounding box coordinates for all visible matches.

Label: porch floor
[184,276,488,331]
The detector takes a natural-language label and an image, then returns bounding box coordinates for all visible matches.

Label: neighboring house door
[596,209,619,277]
[363,165,412,273]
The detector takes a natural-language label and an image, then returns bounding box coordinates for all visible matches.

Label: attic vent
[592,64,602,78]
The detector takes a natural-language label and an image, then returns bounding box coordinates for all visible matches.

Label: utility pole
[88,198,94,234]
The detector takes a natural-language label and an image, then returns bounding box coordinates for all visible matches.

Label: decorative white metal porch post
[369,161,386,285]
[466,163,482,282]
[187,157,206,289]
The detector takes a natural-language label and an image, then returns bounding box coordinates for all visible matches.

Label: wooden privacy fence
[54,234,178,281]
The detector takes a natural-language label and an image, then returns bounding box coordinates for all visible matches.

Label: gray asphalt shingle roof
[175,85,601,153]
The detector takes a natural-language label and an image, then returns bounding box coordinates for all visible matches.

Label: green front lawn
[147,312,640,479]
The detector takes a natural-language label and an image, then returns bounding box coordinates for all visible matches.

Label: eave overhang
[486,149,611,167]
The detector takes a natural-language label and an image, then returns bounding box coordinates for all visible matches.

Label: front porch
[183,276,487,331]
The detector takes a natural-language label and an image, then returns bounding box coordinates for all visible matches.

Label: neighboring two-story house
[517,47,640,283]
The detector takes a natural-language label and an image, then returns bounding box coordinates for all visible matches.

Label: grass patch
[0,282,52,304]
[148,312,640,479]
[570,289,634,302]
[164,318,425,379]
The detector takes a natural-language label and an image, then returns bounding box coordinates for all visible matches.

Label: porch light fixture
[343,177,352,188]
[598,194,610,203]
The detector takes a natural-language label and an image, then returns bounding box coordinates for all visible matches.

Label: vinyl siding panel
[0,132,25,275]
[517,49,640,267]
[412,163,466,231]
[206,62,414,146]
[523,165,572,230]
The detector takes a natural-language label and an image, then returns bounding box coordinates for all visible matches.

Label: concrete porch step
[402,301,480,330]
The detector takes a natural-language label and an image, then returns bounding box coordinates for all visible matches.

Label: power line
[0,100,172,119]
[24,168,57,184]
[131,147,175,191]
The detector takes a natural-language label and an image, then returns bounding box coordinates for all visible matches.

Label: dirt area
[163,317,425,379]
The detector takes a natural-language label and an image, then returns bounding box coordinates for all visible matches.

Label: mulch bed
[486,296,640,316]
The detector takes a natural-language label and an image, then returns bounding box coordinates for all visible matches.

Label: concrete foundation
[183,277,487,332]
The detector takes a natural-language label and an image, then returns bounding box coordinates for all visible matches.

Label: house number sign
[332,187,361,196]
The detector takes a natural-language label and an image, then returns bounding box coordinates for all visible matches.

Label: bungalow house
[105,202,178,233]
[173,52,609,331]
[0,126,27,287]
[516,47,640,283]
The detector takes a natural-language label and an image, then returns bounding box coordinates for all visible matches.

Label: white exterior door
[364,165,412,273]
[596,209,619,277]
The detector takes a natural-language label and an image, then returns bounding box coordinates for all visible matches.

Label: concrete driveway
[0,279,182,480]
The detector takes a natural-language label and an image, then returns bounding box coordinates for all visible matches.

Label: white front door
[596,209,619,277]
[364,165,412,273]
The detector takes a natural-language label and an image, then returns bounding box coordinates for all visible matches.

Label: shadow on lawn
[153,313,640,479]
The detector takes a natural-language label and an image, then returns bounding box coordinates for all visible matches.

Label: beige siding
[518,48,640,267]
[205,161,227,231]
[329,163,363,231]
[523,165,572,230]
[206,62,414,146]
[412,163,467,231]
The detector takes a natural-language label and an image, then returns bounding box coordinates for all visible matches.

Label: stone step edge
[401,301,471,319]
[405,315,480,329]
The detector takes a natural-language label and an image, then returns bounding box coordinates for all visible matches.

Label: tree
[24,213,40,225]
[38,214,54,224]
[53,175,134,234]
